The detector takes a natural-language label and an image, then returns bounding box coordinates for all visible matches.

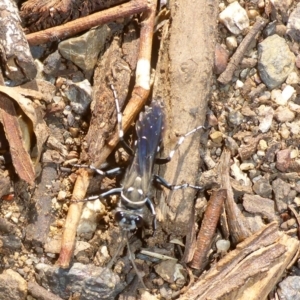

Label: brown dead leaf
[0,86,49,184]
[0,93,35,185]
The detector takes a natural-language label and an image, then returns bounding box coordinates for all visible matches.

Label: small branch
[28,281,63,300]
[26,0,150,46]
[218,17,267,85]
[190,189,227,271]
[57,169,91,267]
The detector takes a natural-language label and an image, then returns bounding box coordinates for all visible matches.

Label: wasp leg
[70,187,123,203]
[110,84,134,156]
[71,164,122,176]
[155,125,207,165]
[153,174,203,191]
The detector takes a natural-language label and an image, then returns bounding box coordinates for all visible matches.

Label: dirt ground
[1,0,300,299]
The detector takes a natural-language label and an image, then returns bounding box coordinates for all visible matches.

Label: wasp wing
[123,101,164,194]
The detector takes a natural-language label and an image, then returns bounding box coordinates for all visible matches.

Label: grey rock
[287,3,300,42]
[0,269,27,300]
[252,178,272,198]
[154,260,178,283]
[228,110,243,126]
[258,34,295,89]
[35,262,124,299]
[272,178,291,212]
[64,79,92,115]
[243,194,279,222]
[58,25,111,76]
[43,50,61,75]
[0,235,22,251]
[278,276,300,300]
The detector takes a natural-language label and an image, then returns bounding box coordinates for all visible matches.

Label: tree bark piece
[179,222,299,300]
[190,189,226,271]
[0,0,37,83]
[153,0,218,240]
[219,149,252,244]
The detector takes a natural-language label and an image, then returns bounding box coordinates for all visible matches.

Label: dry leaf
[0,86,49,184]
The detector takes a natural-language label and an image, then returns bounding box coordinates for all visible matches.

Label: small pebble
[286,72,299,85]
[282,85,295,102]
[258,139,268,151]
[214,44,229,74]
[226,36,238,50]
[216,239,230,253]
[275,107,295,122]
[279,126,290,139]
[57,190,67,201]
[210,131,223,143]
[240,162,255,170]
[219,2,249,35]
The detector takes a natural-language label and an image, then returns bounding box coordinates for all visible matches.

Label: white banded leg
[71,164,122,176]
[110,84,134,156]
[153,174,203,191]
[155,125,207,164]
[71,187,123,203]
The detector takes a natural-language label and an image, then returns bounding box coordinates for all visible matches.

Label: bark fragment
[0,0,37,84]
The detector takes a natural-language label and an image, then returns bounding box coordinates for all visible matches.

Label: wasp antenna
[125,233,147,290]
[106,231,126,270]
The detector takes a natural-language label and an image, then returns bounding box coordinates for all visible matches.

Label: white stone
[235,79,244,89]
[271,89,286,106]
[219,2,249,35]
[282,85,295,102]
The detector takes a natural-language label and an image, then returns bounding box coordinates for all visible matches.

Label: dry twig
[28,281,63,300]
[218,17,267,85]
[26,0,150,45]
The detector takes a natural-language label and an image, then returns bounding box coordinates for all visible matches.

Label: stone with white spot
[219,2,249,35]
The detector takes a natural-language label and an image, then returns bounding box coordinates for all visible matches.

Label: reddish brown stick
[26,0,150,45]
[190,189,227,271]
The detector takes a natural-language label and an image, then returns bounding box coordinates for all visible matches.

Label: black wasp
[73,84,206,287]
